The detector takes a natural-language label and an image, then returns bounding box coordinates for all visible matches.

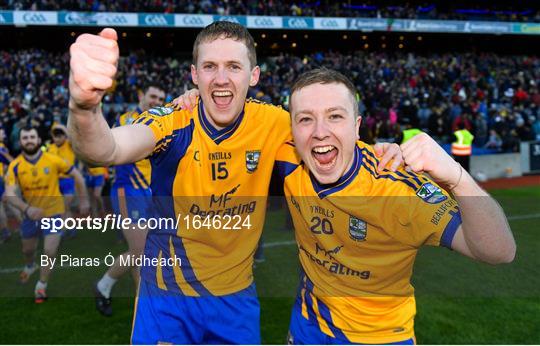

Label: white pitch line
[263,240,296,248]
[507,213,540,221]
[0,267,23,274]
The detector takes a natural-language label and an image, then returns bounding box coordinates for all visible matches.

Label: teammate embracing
[276,68,516,344]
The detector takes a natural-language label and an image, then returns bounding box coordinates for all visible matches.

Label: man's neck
[202,103,240,131]
[23,150,41,162]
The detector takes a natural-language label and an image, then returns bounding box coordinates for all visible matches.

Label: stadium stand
[1,49,538,154]
[1,0,539,22]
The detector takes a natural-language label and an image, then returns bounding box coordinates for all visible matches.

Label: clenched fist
[69,28,119,110]
[401,133,462,189]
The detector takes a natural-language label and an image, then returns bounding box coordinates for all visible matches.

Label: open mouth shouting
[211,90,234,109]
[312,145,338,172]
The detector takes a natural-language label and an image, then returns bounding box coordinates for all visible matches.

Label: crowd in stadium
[2,0,540,22]
[0,48,539,154]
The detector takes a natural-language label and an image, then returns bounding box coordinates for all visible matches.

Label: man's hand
[69,28,119,110]
[171,89,199,111]
[26,206,44,221]
[373,142,402,172]
[401,133,461,188]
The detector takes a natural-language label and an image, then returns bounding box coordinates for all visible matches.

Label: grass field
[0,186,538,344]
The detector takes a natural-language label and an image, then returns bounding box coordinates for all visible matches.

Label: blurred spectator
[473,112,488,146]
[484,129,503,150]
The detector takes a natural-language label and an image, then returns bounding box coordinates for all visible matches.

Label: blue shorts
[131,279,260,344]
[111,185,152,221]
[288,291,415,345]
[0,177,4,197]
[21,214,63,239]
[59,177,75,196]
[85,175,105,188]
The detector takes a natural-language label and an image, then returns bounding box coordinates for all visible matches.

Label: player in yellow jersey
[68,23,401,343]
[94,83,165,317]
[275,68,516,344]
[4,126,89,303]
[48,124,78,223]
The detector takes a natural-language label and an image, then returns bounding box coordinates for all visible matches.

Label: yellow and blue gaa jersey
[276,141,462,344]
[134,99,291,296]
[0,143,10,177]
[47,140,76,179]
[114,108,152,189]
[6,151,73,216]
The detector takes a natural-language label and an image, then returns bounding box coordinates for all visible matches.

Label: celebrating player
[93,84,165,317]
[274,68,516,344]
[68,23,401,343]
[4,126,89,303]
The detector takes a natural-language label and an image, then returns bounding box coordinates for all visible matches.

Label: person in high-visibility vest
[452,123,474,172]
[400,124,423,144]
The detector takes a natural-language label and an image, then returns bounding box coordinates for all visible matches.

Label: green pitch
[0,186,538,344]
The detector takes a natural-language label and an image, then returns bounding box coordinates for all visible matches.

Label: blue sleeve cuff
[440,209,462,249]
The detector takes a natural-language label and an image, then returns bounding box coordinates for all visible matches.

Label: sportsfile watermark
[40,213,252,233]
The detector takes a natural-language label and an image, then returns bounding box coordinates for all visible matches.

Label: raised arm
[401,133,516,265]
[68,28,155,166]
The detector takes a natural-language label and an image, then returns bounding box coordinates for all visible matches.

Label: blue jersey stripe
[361,160,418,191]
[132,164,150,189]
[170,235,212,296]
[143,119,210,294]
[13,162,19,178]
[315,296,350,341]
[65,165,75,175]
[154,129,182,153]
[303,286,320,327]
[274,160,299,181]
[362,148,423,188]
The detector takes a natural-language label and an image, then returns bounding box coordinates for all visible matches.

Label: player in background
[5,126,89,303]
[68,23,401,342]
[84,165,107,217]
[93,83,165,317]
[47,123,78,238]
[274,68,516,344]
[0,126,16,243]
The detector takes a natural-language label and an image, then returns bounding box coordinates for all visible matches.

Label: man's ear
[191,64,199,86]
[249,65,260,87]
[356,116,362,140]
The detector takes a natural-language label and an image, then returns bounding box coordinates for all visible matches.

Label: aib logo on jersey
[245,150,261,173]
[416,182,447,204]
[349,216,367,241]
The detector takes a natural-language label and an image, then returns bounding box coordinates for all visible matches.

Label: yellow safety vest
[451,129,474,156]
[402,128,422,144]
